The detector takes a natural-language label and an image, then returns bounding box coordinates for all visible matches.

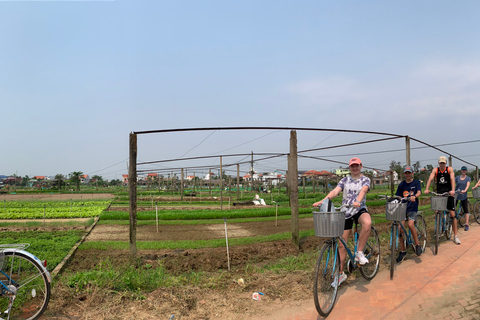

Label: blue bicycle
[430,192,457,255]
[312,205,380,317]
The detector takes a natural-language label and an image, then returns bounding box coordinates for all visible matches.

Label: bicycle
[470,187,480,225]
[430,191,458,255]
[455,189,471,228]
[312,205,380,317]
[0,243,51,320]
[384,197,427,280]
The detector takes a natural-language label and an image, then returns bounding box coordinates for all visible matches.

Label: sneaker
[465,224,469,231]
[331,272,347,287]
[454,236,461,245]
[354,251,369,265]
[396,251,407,263]
[415,244,422,256]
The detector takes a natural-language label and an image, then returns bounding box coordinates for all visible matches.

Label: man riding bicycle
[425,156,460,245]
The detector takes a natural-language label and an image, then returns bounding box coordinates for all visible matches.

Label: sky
[1,0,480,180]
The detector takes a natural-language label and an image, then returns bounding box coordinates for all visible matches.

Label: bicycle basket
[473,188,480,199]
[385,201,407,221]
[313,210,345,237]
[431,196,448,211]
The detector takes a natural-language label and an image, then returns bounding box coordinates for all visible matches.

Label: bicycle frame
[390,221,414,250]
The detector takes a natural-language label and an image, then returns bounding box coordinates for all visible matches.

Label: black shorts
[456,199,470,214]
[446,196,455,211]
[344,208,369,230]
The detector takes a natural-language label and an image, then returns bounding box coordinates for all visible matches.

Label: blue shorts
[405,211,418,221]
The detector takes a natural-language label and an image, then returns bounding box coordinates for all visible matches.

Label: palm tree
[69,171,83,192]
[54,174,65,190]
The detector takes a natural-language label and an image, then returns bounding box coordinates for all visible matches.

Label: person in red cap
[455,166,471,231]
[425,156,460,244]
[394,165,423,263]
[313,157,371,286]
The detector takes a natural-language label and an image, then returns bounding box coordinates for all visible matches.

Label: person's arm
[463,180,471,193]
[354,185,369,207]
[448,168,455,196]
[473,180,480,189]
[313,186,342,207]
[395,182,403,198]
[424,170,435,194]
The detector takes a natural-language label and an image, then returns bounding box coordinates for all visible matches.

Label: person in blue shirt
[395,165,423,262]
[455,166,471,231]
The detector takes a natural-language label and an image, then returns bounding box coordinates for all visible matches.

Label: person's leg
[463,199,470,226]
[357,212,372,252]
[338,229,351,273]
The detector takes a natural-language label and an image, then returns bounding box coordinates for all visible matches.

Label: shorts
[344,208,369,230]
[456,199,470,214]
[446,196,455,211]
[405,211,418,221]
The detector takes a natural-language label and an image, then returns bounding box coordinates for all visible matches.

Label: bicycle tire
[313,242,339,317]
[473,201,480,225]
[359,226,380,280]
[415,215,427,253]
[457,206,465,227]
[0,250,51,320]
[445,214,453,240]
[434,212,440,255]
[389,224,397,280]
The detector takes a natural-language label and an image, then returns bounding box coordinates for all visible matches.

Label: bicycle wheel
[389,224,397,280]
[434,212,441,255]
[0,250,51,320]
[473,201,480,225]
[313,242,339,317]
[457,206,465,227]
[445,214,453,240]
[415,215,427,253]
[359,227,380,280]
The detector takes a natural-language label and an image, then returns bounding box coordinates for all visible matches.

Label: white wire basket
[473,188,480,199]
[313,210,345,237]
[385,202,407,221]
[431,196,448,211]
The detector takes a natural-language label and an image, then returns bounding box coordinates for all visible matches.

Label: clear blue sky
[1,1,479,180]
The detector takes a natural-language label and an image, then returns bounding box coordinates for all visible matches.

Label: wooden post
[303,177,306,199]
[181,168,184,201]
[209,169,212,197]
[288,130,300,250]
[220,156,223,210]
[128,132,137,259]
[405,136,411,166]
[390,171,395,198]
[313,178,316,193]
[237,164,240,200]
[448,155,453,168]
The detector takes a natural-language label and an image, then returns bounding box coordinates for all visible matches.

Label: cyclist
[395,165,423,262]
[455,166,471,231]
[425,156,460,244]
[473,180,480,190]
[313,157,371,286]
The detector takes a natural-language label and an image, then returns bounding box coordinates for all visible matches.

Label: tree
[109,179,121,186]
[389,160,403,177]
[21,175,30,187]
[69,171,83,191]
[54,174,65,190]
[413,161,421,173]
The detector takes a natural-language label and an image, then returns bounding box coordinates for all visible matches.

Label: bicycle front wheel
[457,206,465,227]
[434,212,441,255]
[0,250,51,320]
[389,224,397,280]
[415,215,427,253]
[473,201,480,225]
[313,242,339,317]
[359,227,380,280]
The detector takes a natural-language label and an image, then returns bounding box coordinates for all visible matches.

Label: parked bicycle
[0,243,51,320]
[312,205,380,317]
[470,187,480,224]
[384,196,427,280]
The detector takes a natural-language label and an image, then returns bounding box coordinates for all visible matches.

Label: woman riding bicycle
[455,166,471,231]
[313,157,371,286]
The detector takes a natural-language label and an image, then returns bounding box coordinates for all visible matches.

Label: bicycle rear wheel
[473,201,480,225]
[313,242,339,317]
[359,227,380,280]
[0,250,50,320]
[434,212,441,255]
[389,224,397,280]
[445,214,453,240]
[415,215,427,253]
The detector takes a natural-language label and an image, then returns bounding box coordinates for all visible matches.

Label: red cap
[349,157,362,166]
